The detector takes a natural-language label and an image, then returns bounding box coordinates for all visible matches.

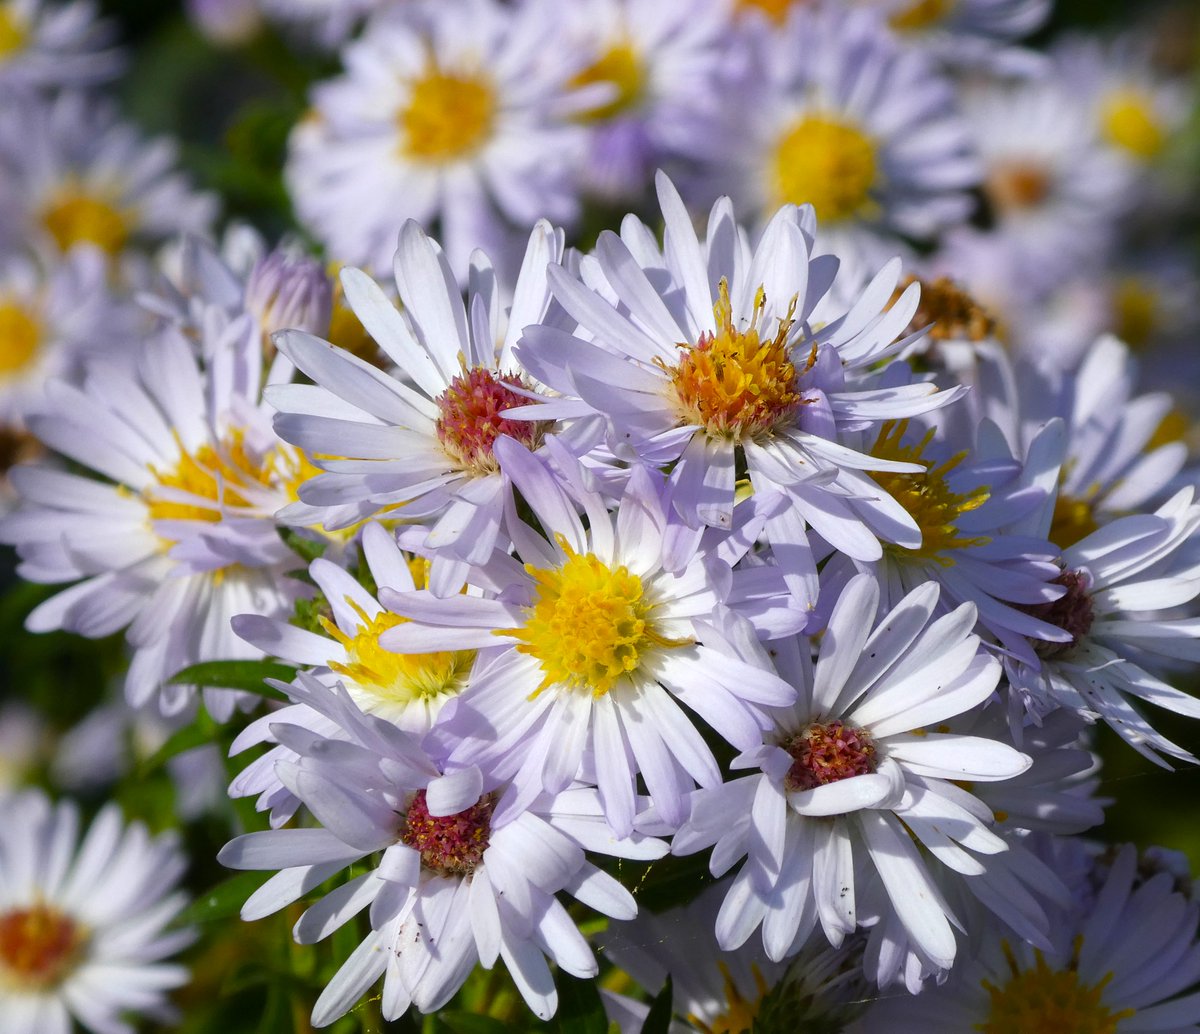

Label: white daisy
[285,0,586,277]
[0,789,193,1034]
[219,674,667,1026]
[381,448,799,837]
[0,0,121,90]
[671,575,1031,974]
[858,842,1200,1032]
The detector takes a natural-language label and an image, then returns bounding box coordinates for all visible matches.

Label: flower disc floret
[145,430,275,526]
[40,190,130,256]
[400,788,495,878]
[667,279,805,442]
[770,116,877,221]
[435,367,545,475]
[571,41,646,122]
[0,904,87,990]
[1101,89,1165,159]
[511,544,681,698]
[401,67,496,163]
[0,6,27,58]
[980,942,1132,1034]
[783,720,877,793]
[1020,570,1094,660]
[0,300,40,376]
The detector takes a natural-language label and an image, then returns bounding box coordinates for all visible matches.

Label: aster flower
[0,92,216,267]
[285,0,586,276]
[0,313,310,719]
[219,674,667,1025]
[514,173,962,606]
[270,218,580,594]
[671,574,1032,975]
[381,449,799,837]
[858,842,1200,1031]
[0,0,121,90]
[0,789,193,1034]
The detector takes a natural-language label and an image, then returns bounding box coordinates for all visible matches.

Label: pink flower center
[783,720,877,792]
[1021,569,1094,659]
[434,367,545,474]
[401,788,495,877]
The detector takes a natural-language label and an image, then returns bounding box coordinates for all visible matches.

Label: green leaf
[168,659,296,697]
[281,527,329,565]
[552,972,607,1034]
[640,976,673,1034]
[174,871,270,926]
[436,1013,515,1034]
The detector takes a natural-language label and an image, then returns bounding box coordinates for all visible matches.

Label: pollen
[889,0,955,32]
[571,41,647,122]
[783,720,877,793]
[401,788,494,878]
[1020,569,1094,659]
[769,116,878,223]
[41,189,131,256]
[508,542,687,698]
[979,941,1133,1033]
[322,599,474,712]
[144,430,274,527]
[0,905,87,990]
[400,65,496,163]
[435,366,546,475]
[1101,89,1166,160]
[667,279,806,442]
[869,420,990,564]
[0,299,41,376]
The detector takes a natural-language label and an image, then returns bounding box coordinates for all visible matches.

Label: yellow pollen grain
[1101,89,1166,160]
[506,539,689,699]
[770,115,877,222]
[0,4,27,60]
[870,420,990,564]
[400,65,496,163]
[665,279,806,442]
[40,190,131,256]
[570,41,647,122]
[0,299,41,376]
[889,0,956,32]
[322,599,474,708]
[977,940,1134,1033]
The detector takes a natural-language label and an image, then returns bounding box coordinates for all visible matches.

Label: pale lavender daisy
[0,0,120,90]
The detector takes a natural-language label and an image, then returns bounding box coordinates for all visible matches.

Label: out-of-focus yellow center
[1113,277,1158,349]
[322,600,474,711]
[770,116,877,222]
[0,4,27,60]
[870,420,990,563]
[986,161,1052,212]
[1147,408,1190,452]
[1101,89,1166,160]
[401,66,496,163]
[735,0,794,24]
[0,300,41,376]
[145,431,274,526]
[0,905,87,989]
[41,190,131,256]
[666,279,806,442]
[692,962,769,1034]
[979,941,1133,1033]
[889,0,956,32]
[508,541,687,698]
[1048,494,1099,551]
[571,42,647,122]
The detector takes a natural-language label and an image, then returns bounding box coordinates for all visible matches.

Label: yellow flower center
[1147,407,1190,453]
[400,65,497,163]
[889,0,956,32]
[691,962,769,1034]
[1101,89,1166,160]
[769,116,877,222]
[0,299,41,376]
[1048,494,1099,552]
[1112,277,1157,349]
[735,0,795,24]
[870,420,990,563]
[0,3,27,60]
[322,601,474,712]
[978,941,1134,1034]
[570,41,647,122]
[508,542,687,698]
[145,430,274,527]
[325,264,385,367]
[986,161,1052,213]
[894,275,996,344]
[0,905,87,990]
[666,279,807,442]
[41,190,131,256]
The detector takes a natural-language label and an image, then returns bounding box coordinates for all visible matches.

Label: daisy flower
[0,92,216,267]
[514,173,961,606]
[708,5,979,249]
[270,218,578,594]
[0,0,120,90]
[859,842,1200,1031]
[219,675,666,1026]
[0,789,193,1034]
[285,0,585,277]
[0,314,310,719]
[381,448,798,837]
[671,575,1032,974]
